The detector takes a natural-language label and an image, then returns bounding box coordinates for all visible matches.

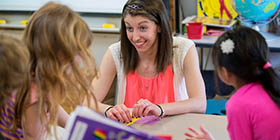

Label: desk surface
[132,113,230,140]
[192,32,280,52]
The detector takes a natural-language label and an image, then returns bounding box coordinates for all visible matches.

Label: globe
[233,0,280,23]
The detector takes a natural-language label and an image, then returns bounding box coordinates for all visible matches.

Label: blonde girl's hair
[15,2,97,138]
[0,35,30,108]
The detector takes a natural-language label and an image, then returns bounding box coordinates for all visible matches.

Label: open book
[63,106,161,140]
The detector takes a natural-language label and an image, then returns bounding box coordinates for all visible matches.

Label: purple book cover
[64,106,162,140]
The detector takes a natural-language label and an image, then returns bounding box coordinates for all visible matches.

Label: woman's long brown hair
[120,0,173,74]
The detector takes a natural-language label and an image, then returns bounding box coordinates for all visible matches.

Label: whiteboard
[0,0,127,14]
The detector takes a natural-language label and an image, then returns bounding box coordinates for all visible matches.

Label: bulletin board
[0,0,127,14]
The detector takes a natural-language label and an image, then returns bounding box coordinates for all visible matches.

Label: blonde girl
[14,2,98,139]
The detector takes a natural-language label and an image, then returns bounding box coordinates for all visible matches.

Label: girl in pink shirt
[185,26,280,140]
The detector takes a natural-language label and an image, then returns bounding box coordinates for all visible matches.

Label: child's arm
[22,102,45,140]
[57,105,69,128]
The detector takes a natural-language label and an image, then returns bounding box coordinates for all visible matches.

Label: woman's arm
[91,48,131,122]
[92,48,117,102]
[163,45,206,115]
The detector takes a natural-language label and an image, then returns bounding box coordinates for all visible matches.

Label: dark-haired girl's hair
[212,26,280,108]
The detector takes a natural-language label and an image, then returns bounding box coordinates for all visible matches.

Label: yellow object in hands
[125,117,140,126]
[20,20,28,25]
[103,23,116,28]
[0,19,6,24]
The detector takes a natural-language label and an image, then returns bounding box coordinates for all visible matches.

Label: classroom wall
[91,33,119,66]
[0,0,127,14]
[178,0,214,70]
[0,29,120,67]
[180,0,197,17]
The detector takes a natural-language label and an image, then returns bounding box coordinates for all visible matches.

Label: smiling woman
[92,0,206,124]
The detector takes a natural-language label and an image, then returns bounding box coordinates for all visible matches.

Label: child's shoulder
[227,82,272,113]
[0,96,16,120]
[26,82,38,106]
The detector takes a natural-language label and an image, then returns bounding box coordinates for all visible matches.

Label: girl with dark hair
[93,0,206,123]
[185,26,280,140]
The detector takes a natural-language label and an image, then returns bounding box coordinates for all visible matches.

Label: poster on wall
[197,0,238,19]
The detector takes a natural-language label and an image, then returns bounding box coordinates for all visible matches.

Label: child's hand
[185,125,215,140]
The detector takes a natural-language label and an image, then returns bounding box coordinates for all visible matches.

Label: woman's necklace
[144,80,149,89]
[136,63,158,102]
[138,75,158,103]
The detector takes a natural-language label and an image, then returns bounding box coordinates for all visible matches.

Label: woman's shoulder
[108,41,122,68]
[172,36,195,59]
[173,36,195,48]
[109,41,121,51]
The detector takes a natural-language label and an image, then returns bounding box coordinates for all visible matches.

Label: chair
[201,70,234,99]
[206,99,227,115]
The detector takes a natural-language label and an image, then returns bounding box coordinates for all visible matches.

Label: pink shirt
[226,82,280,140]
[124,65,175,108]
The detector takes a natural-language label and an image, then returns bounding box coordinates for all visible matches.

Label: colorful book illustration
[63,106,162,140]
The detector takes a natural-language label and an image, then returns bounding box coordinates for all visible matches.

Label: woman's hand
[105,104,132,123]
[132,99,162,117]
[185,126,215,140]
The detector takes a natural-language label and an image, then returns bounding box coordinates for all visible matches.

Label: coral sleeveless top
[124,65,175,108]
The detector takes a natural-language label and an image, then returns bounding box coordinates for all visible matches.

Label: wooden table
[132,113,230,140]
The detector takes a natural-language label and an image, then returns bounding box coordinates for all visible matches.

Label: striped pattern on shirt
[0,97,23,140]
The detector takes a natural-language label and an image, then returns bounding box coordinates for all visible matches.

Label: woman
[93,0,206,123]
